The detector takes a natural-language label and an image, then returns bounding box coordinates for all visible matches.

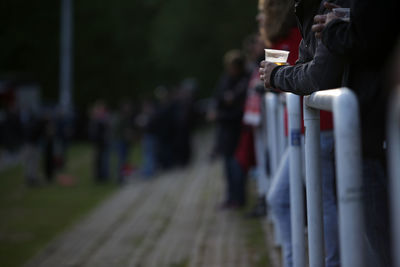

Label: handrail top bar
[304,87,353,112]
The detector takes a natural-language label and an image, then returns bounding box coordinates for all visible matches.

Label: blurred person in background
[172,79,197,167]
[311,0,400,265]
[211,50,250,209]
[112,101,134,184]
[241,33,266,216]
[22,108,42,186]
[2,103,23,157]
[54,109,72,171]
[89,100,111,183]
[153,86,176,170]
[136,99,158,178]
[42,111,56,183]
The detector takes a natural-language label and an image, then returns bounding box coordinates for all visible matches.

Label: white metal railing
[388,85,400,267]
[265,92,287,247]
[257,88,365,267]
[287,93,306,267]
[303,88,364,267]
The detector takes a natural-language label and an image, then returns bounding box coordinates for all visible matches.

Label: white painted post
[277,94,287,159]
[332,89,364,267]
[287,93,306,267]
[303,99,325,267]
[304,88,365,267]
[265,92,282,246]
[387,85,400,267]
[266,93,279,176]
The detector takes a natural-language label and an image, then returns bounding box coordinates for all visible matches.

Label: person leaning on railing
[259,1,349,267]
[311,0,400,266]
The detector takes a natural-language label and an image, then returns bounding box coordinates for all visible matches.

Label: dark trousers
[224,156,246,206]
[362,159,392,267]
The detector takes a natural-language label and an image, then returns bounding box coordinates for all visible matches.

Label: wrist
[270,65,285,88]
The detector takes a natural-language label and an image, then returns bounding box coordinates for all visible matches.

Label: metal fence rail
[303,88,364,267]
[260,88,366,267]
[287,93,306,267]
[257,87,366,267]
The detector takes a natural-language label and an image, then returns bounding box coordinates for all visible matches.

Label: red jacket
[273,27,333,133]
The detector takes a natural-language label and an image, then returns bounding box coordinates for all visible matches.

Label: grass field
[0,143,141,267]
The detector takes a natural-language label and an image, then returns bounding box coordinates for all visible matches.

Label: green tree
[1,0,257,109]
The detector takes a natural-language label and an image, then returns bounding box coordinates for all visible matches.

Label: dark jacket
[270,0,347,95]
[321,0,400,159]
[214,72,249,157]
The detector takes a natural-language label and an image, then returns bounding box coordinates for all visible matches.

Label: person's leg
[116,140,128,182]
[231,157,246,206]
[142,135,156,178]
[320,131,340,267]
[267,150,292,267]
[99,145,110,182]
[224,156,235,206]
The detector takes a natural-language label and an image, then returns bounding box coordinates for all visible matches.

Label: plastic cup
[333,8,350,22]
[265,49,290,65]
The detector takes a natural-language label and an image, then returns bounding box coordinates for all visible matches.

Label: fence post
[278,94,287,159]
[332,89,365,267]
[266,93,279,175]
[287,94,306,267]
[265,92,282,246]
[303,100,325,267]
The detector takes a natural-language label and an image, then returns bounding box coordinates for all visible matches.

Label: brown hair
[260,0,297,44]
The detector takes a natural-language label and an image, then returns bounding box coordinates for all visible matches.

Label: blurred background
[0,1,263,266]
[1,0,256,112]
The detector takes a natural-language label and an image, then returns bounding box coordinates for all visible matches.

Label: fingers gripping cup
[265,49,290,65]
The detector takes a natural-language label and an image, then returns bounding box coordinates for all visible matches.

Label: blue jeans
[267,149,292,267]
[141,134,156,178]
[320,131,340,267]
[115,140,129,182]
[267,131,340,267]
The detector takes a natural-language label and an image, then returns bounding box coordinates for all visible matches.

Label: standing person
[212,50,249,209]
[173,79,196,167]
[259,0,346,266]
[22,110,42,186]
[113,102,134,184]
[153,86,176,170]
[89,101,111,183]
[136,99,158,178]
[241,33,268,215]
[312,1,400,266]
[42,112,56,183]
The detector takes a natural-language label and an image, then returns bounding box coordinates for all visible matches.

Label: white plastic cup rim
[264,49,290,63]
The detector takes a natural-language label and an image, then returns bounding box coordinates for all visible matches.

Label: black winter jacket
[321,0,400,158]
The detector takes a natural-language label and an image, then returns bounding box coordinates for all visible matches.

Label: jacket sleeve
[271,40,344,96]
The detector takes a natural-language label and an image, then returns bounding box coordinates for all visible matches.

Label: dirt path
[25,134,271,267]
